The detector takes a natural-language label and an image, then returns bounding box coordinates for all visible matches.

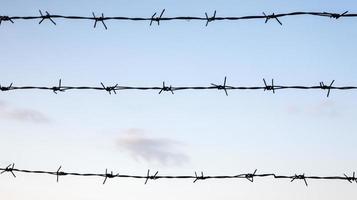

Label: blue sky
[1,0,357,199]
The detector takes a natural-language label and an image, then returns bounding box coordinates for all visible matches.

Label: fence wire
[0,10,355,29]
[1,164,356,186]
[1,78,356,97]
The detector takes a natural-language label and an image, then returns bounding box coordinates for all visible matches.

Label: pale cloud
[117,129,189,166]
[0,100,50,123]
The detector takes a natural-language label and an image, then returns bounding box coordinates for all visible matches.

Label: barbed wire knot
[205,10,217,26]
[52,79,65,94]
[211,76,229,96]
[245,169,258,182]
[319,80,335,97]
[291,174,308,186]
[0,83,13,91]
[56,166,66,182]
[329,11,348,19]
[1,163,16,178]
[39,10,56,25]
[193,171,206,183]
[263,12,282,25]
[344,172,357,183]
[100,82,118,94]
[92,12,107,29]
[263,78,275,94]
[150,9,165,26]
[159,81,174,94]
[145,169,159,184]
[0,16,14,25]
[103,169,119,184]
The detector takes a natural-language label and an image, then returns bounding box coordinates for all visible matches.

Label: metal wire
[0,10,354,29]
[1,78,356,97]
[1,163,356,186]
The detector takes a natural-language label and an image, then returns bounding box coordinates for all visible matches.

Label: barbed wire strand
[1,78,357,97]
[1,164,357,186]
[0,10,354,28]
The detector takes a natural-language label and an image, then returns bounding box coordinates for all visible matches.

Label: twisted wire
[1,78,356,97]
[0,10,354,29]
[1,164,356,186]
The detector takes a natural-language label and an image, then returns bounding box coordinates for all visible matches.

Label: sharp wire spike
[103,169,118,184]
[211,76,228,96]
[39,10,56,25]
[101,82,117,94]
[1,163,16,178]
[56,166,62,182]
[331,11,348,19]
[205,10,216,26]
[150,12,157,26]
[245,169,257,182]
[291,174,308,187]
[263,78,275,93]
[327,80,335,97]
[145,170,159,184]
[193,171,205,183]
[145,169,150,184]
[92,12,97,28]
[159,81,174,94]
[92,12,107,29]
[0,16,14,25]
[263,12,282,25]
[103,169,109,184]
[150,9,165,26]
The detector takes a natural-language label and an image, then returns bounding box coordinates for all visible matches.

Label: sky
[1,0,357,199]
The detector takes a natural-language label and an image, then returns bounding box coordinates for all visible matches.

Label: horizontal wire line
[0,78,355,97]
[1,164,356,186]
[0,10,354,28]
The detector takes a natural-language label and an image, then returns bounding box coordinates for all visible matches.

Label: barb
[145,169,159,184]
[56,166,66,182]
[0,16,14,25]
[245,169,257,182]
[205,10,216,26]
[193,171,205,183]
[1,79,357,97]
[344,172,357,183]
[100,82,118,95]
[263,12,283,25]
[320,80,335,97]
[1,10,357,28]
[92,12,107,29]
[159,81,174,94]
[327,11,349,19]
[211,76,229,96]
[291,174,308,187]
[0,83,13,91]
[103,169,119,184]
[150,9,165,26]
[1,164,356,185]
[39,10,56,25]
[52,79,65,94]
[0,163,16,178]
[263,78,275,94]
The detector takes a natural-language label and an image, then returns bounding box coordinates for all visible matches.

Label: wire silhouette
[1,164,357,186]
[0,10,354,28]
[1,78,356,97]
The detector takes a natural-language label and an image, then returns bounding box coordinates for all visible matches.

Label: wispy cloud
[117,129,189,166]
[0,100,50,123]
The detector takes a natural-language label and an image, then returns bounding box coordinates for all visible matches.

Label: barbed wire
[1,163,356,186]
[1,78,357,97]
[0,10,355,29]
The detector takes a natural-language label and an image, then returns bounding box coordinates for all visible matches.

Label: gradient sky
[1,0,357,199]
